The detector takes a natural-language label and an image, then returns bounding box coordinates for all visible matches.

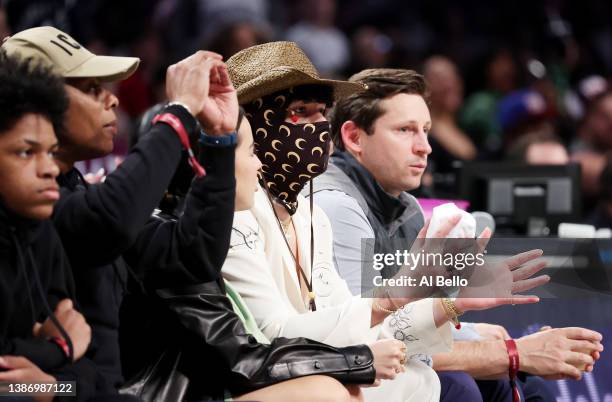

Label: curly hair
[0,50,68,136]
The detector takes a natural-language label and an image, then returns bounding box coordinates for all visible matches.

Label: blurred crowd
[2,0,611,225]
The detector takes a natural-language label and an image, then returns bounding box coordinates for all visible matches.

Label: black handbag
[120,281,376,402]
[120,342,190,402]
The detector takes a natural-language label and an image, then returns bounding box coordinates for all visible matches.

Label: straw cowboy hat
[227,41,365,104]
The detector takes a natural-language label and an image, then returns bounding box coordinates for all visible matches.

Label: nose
[39,153,60,179]
[255,154,263,171]
[413,130,432,156]
[103,88,119,109]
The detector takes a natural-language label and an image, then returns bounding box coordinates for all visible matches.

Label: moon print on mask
[271,140,283,151]
[264,109,274,126]
[304,123,316,134]
[279,125,291,137]
[287,151,300,163]
[307,163,320,174]
[274,95,286,107]
[256,128,268,139]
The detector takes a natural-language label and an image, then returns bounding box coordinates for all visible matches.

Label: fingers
[476,227,491,252]
[565,350,594,368]
[557,363,583,380]
[0,355,31,369]
[512,260,548,281]
[561,327,603,342]
[0,368,28,382]
[213,64,233,88]
[194,50,222,61]
[32,322,42,337]
[183,50,222,65]
[496,295,540,306]
[55,298,73,313]
[431,214,462,238]
[202,58,226,79]
[566,339,604,354]
[511,274,550,293]
[505,249,544,270]
[417,219,430,239]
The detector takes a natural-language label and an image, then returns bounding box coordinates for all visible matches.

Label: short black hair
[0,50,68,136]
[329,69,428,151]
[290,84,334,107]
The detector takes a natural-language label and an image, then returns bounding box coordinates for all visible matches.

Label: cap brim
[65,55,140,82]
[237,68,365,104]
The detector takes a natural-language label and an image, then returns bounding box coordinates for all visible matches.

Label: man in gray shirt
[310,68,601,402]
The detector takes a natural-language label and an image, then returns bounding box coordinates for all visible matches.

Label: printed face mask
[245,91,331,214]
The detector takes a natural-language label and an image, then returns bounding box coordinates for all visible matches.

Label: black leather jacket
[120,278,375,401]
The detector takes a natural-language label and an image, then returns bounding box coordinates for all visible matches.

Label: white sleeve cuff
[380,298,453,355]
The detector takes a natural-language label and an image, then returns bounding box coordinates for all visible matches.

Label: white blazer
[222,185,452,355]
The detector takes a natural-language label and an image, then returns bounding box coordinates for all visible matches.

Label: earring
[290,110,299,123]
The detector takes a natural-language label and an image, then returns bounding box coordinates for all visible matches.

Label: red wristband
[49,336,70,360]
[505,339,521,402]
[152,113,206,177]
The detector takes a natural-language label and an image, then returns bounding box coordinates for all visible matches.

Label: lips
[39,185,60,201]
[410,162,427,169]
[103,121,118,136]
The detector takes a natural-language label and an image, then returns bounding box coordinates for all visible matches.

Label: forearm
[432,340,508,379]
[179,142,236,273]
[124,142,235,287]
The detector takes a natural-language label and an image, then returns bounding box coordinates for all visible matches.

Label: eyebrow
[24,139,59,148]
[397,120,432,127]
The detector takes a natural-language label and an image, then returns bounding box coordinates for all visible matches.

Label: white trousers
[362,360,440,402]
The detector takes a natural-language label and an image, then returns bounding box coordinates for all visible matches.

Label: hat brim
[65,55,140,82]
[236,67,365,104]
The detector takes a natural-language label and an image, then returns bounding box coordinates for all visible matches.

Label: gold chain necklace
[280,218,292,240]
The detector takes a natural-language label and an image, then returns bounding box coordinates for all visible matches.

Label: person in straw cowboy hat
[221,41,549,402]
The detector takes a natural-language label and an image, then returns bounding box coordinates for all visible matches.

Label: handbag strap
[263,177,317,311]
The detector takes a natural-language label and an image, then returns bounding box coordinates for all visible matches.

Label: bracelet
[505,339,521,402]
[441,298,463,329]
[152,113,206,177]
[373,288,402,314]
[199,130,237,147]
[48,336,70,361]
[166,101,193,116]
[374,299,398,314]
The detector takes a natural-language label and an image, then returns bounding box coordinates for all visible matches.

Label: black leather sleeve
[155,281,376,394]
